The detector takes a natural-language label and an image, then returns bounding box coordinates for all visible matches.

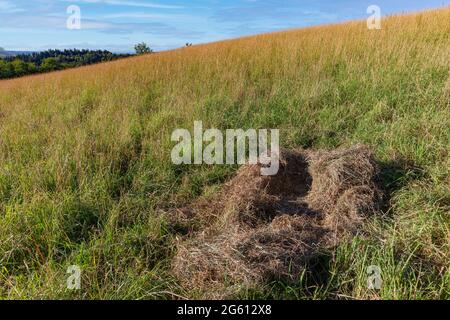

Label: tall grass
[0,7,449,299]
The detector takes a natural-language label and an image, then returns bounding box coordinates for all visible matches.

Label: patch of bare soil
[171,144,383,298]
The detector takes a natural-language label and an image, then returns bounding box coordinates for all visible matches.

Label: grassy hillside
[0,8,449,299]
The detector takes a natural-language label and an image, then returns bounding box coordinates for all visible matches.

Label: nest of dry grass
[171,144,382,298]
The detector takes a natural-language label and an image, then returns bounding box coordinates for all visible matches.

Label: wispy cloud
[0,0,25,13]
[64,0,184,9]
[102,12,188,19]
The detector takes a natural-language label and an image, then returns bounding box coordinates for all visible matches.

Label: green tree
[40,57,60,72]
[0,60,13,78]
[134,42,153,55]
[11,59,28,76]
[27,62,37,74]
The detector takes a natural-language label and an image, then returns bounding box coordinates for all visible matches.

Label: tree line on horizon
[0,42,196,80]
[0,49,133,79]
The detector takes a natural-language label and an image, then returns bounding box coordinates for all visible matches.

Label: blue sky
[1,0,449,52]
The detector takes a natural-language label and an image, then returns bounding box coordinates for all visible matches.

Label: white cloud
[102,12,187,19]
[0,0,25,13]
[65,0,184,9]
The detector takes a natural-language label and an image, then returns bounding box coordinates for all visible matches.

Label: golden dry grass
[172,145,382,299]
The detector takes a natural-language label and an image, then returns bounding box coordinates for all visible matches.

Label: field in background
[0,7,449,299]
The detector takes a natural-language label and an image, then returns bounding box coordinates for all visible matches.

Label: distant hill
[0,49,35,58]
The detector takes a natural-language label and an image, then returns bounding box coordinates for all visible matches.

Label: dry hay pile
[171,144,382,298]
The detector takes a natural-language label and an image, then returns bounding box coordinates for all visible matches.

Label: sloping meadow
[0,8,448,299]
